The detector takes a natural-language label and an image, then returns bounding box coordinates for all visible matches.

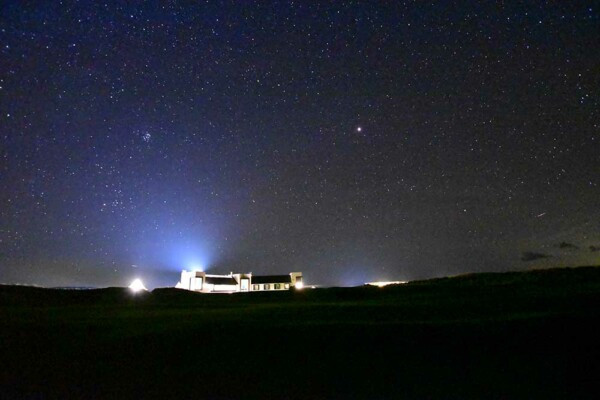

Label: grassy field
[2,267,600,399]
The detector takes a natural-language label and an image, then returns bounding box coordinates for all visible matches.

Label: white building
[177,270,303,293]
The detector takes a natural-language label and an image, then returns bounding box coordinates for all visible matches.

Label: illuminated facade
[176,271,303,293]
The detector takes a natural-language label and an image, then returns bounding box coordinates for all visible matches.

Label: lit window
[275,283,281,289]
[284,284,289,289]
[253,284,259,291]
[264,284,270,290]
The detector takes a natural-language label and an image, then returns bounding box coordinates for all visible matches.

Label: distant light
[356,126,362,132]
[129,279,147,293]
[366,281,407,288]
[295,281,304,290]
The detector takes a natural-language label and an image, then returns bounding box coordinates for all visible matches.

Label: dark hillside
[1,266,600,399]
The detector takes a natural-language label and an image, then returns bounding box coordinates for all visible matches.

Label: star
[0,1,596,288]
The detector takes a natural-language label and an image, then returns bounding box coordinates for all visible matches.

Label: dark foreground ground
[2,267,600,399]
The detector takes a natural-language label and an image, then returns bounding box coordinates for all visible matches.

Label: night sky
[1,2,598,288]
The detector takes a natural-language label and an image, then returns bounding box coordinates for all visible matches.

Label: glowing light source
[190,264,204,272]
[295,281,304,290]
[366,281,407,288]
[129,278,147,293]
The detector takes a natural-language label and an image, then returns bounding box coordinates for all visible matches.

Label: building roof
[251,275,292,284]
[205,276,238,285]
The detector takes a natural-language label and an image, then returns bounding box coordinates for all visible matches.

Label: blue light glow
[189,263,204,272]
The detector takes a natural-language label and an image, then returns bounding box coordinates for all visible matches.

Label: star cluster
[0,2,598,287]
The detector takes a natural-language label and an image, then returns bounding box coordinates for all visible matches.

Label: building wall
[178,271,303,292]
[232,274,251,291]
[251,283,290,291]
[290,272,303,287]
[204,283,239,292]
[180,270,205,291]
